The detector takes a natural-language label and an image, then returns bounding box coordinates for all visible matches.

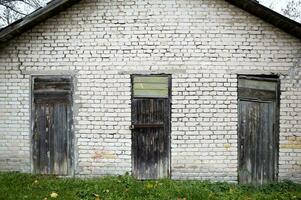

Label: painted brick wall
[0,0,300,182]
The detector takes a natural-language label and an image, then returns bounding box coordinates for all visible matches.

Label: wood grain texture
[131,75,171,180]
[238,76,279,185]
[32,76,72,175]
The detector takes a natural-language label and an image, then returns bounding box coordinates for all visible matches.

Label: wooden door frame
[30,75,75,176]
[237,74,280,183]
[130,74,172,179]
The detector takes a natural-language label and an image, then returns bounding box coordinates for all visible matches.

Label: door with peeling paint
[131,75,171,179]
[32,77,73,175]
[238,76,279,185]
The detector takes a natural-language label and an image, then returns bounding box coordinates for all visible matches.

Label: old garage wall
[0,0,300,182]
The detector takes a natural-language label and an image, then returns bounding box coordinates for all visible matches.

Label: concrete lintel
[23,70,78,76]
[229,69,288,76]
[118,69,186,75]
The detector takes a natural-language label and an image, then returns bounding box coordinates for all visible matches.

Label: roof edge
[225,0,301,39]
[0,0,300,45]
[0,0,80,43]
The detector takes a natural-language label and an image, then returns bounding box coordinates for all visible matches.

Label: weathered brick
[0,0,300,183]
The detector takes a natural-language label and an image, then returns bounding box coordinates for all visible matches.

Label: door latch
[129,125,135,130]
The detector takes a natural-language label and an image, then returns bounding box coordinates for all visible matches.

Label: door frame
[237,74,280,184]
[130,74,172,179]
[30,75,75,176]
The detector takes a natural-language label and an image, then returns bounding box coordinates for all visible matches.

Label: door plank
[39,105,48,174]
[52,103,68,175]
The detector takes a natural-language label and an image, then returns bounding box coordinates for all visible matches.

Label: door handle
[130,123,164,129]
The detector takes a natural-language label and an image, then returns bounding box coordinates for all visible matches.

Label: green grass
[0,172,300,200]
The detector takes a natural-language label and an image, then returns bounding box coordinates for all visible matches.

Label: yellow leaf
[145,182,154,189]
[50,192,59,198]
[94,194,100,200]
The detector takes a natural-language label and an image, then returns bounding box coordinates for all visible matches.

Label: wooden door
[32,77,73,175]
[238,76,279,185]
[131,75,171,179]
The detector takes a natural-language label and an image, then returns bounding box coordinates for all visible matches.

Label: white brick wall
[0,0,300,182]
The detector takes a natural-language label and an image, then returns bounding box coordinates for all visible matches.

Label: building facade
[0,0,300,184]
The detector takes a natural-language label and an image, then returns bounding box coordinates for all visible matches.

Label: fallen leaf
[145,182,154,189]
[94,194,100,200]
[50,192,59,198]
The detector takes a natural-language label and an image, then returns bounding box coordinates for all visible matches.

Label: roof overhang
[225,0,301,39]
[0,0,80,43]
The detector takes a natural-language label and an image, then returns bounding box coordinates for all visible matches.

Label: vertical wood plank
[39,104,48,174]
[52,103,68,175]
[49,103,55,174]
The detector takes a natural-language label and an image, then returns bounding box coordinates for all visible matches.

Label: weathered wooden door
[131,75,171,179]
[238,76,279,185]
[32,77,73,175]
